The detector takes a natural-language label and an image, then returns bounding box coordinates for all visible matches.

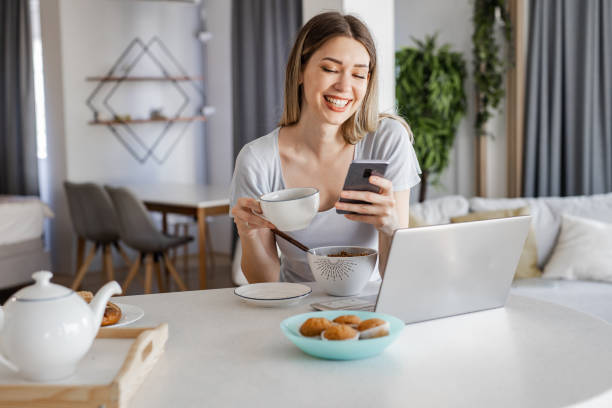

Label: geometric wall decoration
[86,36,207,164]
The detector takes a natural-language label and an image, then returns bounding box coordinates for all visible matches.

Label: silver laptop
[312,216,531,324]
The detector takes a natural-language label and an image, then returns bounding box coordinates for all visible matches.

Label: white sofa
[0,196,53,289]
[410,193,612,323]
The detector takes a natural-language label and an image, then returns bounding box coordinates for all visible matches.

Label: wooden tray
[0,323,168,408]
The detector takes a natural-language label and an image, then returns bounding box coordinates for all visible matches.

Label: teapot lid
[14,271,72,301]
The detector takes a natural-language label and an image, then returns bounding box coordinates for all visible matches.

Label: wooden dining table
[126,183,230,290]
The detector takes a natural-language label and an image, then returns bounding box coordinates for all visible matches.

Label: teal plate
[280,310,404,360]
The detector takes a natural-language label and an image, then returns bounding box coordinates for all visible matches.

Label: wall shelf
[85,36,208,164]
[89,116,206,125]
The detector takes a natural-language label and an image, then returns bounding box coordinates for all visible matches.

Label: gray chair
[64,182,132,290]
[104,185,192,294]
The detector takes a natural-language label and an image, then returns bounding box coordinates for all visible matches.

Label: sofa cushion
[410,195,469,226]
[409,213,428,228]
[450,207,541,279]
[469,193,612,268]
[543,214,612,282]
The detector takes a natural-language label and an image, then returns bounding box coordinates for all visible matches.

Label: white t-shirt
[230,117,421,282]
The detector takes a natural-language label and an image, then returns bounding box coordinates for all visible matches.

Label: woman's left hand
[334,175,399,236]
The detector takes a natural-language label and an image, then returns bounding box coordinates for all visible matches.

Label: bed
[0,196,53,289]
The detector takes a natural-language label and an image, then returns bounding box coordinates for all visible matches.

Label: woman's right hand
[232,197,280,283]
[231,197,276,235]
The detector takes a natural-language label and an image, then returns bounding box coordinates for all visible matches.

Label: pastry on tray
[77,290,122,326]
[77,290,93,303]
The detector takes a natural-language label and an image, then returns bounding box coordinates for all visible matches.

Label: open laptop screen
[375,216,530,323]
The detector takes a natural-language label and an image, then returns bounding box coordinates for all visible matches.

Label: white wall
[40,0,233,274]
[202,0,233,257]
[342,0,396,113]
[59,0,205,184]
[395,0,508,199]
[302,0,343,21]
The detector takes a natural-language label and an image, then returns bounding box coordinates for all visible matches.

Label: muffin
[300,317,333,337]
[333,314,361,328]
[357,318,390,339]
[321,324,359,341]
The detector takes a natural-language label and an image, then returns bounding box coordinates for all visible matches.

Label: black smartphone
[336,160,389,215]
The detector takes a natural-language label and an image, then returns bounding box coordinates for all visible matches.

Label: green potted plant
[472,0,512,137]
[396,35,467,202]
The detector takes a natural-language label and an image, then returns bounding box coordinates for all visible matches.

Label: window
[30,0,47,160]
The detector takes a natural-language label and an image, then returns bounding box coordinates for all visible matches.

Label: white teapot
[0,271,121,381]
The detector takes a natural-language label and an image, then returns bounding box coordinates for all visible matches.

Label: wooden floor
[52,252,234,296]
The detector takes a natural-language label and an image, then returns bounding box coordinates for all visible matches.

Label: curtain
[231,0,302,157]
[231,0,302,250]
[523,0,612,197]
[0,0,38,196]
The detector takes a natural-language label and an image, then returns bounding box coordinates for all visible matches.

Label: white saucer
[234,283,312,307]
[105,303,145,327]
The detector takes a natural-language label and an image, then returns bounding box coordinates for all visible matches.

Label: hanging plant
[472,0,512,137]
[396,35,467,202]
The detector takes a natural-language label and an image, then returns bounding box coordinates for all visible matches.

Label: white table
[512,278,612,323]
[125,183,230,289]
[119,283,612,408]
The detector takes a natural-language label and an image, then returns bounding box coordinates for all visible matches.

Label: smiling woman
[229,12,421,284]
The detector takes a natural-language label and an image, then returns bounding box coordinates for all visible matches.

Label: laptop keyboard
[311,295,377,311]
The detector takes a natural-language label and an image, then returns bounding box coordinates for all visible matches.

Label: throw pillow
[409,213,428,228]
[451,207,541,279]
[410,195,470,225]
[543,214,612,282]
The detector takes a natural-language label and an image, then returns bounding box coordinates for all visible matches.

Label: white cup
[258,187,319,231]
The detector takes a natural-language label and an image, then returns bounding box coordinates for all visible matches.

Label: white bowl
[307,246,377,296]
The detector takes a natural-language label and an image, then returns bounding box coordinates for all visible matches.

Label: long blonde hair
[279,12,379,144]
